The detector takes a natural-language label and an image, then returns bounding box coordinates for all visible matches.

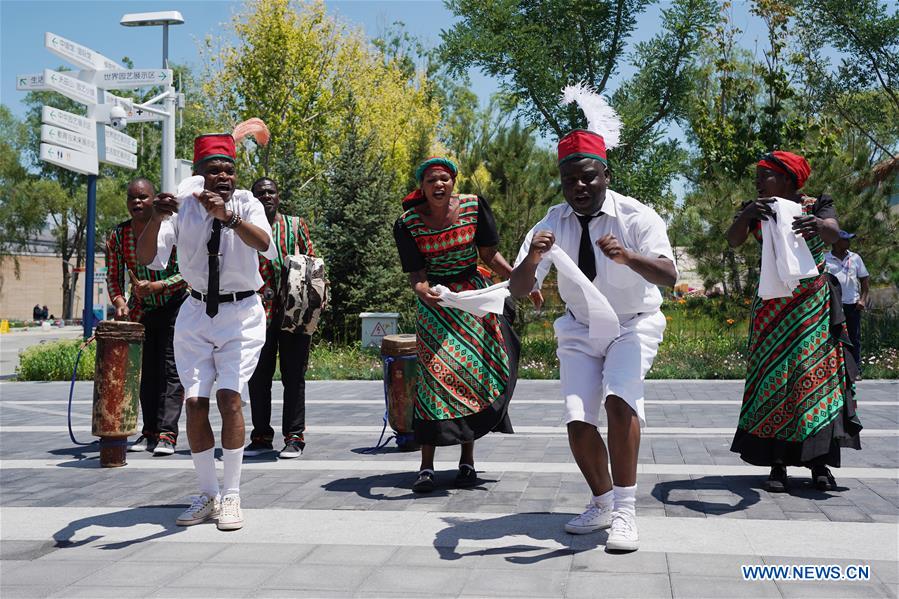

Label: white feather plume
[560,83,622,149]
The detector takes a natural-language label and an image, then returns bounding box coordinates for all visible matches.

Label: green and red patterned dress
[731,196,862,467]
[394,194,518,446]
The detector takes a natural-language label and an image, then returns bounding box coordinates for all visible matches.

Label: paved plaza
[0,379,897,598]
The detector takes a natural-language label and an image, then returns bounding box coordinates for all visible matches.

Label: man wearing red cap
[510,87,677,552]
[137,133,276,531]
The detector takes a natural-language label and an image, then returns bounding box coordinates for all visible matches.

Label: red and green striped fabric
[105,220,186,323]
[401,195,510,422]
[738,196,848,443]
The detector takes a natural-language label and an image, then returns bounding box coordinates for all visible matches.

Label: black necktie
[206,219,222,317]
[576,213,597,281]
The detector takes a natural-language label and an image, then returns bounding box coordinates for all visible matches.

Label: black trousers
[843,303,862,368]
[139,296,185,438]
[248,325,311,442]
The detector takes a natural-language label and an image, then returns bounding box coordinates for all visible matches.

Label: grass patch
[17,339,95,381]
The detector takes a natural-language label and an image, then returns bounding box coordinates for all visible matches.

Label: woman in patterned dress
[727,151,861,493]
[393,157,519,493]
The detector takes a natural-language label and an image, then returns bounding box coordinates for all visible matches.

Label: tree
[440,0,719,214]
[202,0,438,214]
[795,0,899,160]
[313,102,411,337]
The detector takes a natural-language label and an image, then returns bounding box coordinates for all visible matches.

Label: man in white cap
[510,86,677,552]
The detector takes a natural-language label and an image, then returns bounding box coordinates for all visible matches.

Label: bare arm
[510,231,554,298]
[408,269,441,307]
[477,245,513,279]
[858,277,870,309]
[727,198,775,248]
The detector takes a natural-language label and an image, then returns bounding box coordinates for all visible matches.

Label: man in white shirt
[510,128,677,553]
[825,230,869,370]
[137,133,275,531]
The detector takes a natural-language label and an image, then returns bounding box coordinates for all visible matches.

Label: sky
[1,0,781,120]
[1,0,793,201]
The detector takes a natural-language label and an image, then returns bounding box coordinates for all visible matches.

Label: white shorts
[555,310,666,428]
[173,293,267,397]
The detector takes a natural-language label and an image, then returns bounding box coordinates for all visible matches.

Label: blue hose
[67,336,96,446]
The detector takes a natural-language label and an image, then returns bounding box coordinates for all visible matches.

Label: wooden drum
[91,320,144,467]
[380,334,419,451]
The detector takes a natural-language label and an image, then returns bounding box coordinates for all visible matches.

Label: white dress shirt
[825,250,869,304]
[515,189,677,319]
[149,189,276,293]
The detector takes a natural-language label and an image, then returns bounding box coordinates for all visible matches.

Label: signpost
[40,124,97,154]
[87,68,173,89]
[39,143,98,176]
[41,106,95,136]
[20,25,183,337]
[45,32,123,71]
[43,69,97,106]
[16,73,47,91]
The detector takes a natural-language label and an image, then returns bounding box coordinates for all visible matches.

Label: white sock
[592,490,614,509]
[221,446,244,496]
[613,485,637,517]
[191,448,219,498]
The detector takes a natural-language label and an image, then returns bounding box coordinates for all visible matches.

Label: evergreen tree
[313,105,411,339]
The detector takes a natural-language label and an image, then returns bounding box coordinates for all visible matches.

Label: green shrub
[17,339,95,381]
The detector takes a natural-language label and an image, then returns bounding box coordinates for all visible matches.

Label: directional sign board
[41,124,97,154]
[101,144,137,170]
[45,32,122,71]
[103,91,134,111]
[89,69,172,89]
[40,142,98,175]
[16,73,47,91]
[104,127,137,153]
[124,105,164,123]
[44,69,97,106]
[41,106,95,137]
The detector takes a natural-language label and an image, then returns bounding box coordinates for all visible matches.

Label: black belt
[190,289,256,304]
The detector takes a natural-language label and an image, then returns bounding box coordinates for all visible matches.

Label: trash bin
[359,312,399,349]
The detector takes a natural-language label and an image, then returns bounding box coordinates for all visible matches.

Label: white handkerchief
[758,197,818,299]
[547,246,620,339]
[176,175,205,204]
[433,281,510,318]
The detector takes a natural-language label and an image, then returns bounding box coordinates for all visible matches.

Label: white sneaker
[606,511,639,552]
[176,493,220,526]
[564,501,613,534]
[217,494,243,531]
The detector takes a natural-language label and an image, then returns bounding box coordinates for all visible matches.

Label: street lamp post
[120,11,183,194]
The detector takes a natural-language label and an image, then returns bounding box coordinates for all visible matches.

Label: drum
[281,254,328,335]
[380,334,419,451]
[91,320,144,467]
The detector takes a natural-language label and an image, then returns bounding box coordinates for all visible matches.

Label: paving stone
[776,580,893,598]
[671,574,781,598]
[459,567,568,597]
[261,563,373,591]
[566,571,672,598]
[571,548,668,573]
[362,566,471,595]
[167,564,282,589]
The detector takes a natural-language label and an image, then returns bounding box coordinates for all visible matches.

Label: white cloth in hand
[758,197,818,300]
[432,281,510,318]
[547,246,620,340]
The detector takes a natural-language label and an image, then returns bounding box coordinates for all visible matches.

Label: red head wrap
[193,133,236,167]
[558,129,607,166]
[757,151,810,189]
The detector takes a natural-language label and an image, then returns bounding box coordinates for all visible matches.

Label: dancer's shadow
[434,512,596,565]
[323,470,501,500]
[652,475,760,514]
[52,505,190,550]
